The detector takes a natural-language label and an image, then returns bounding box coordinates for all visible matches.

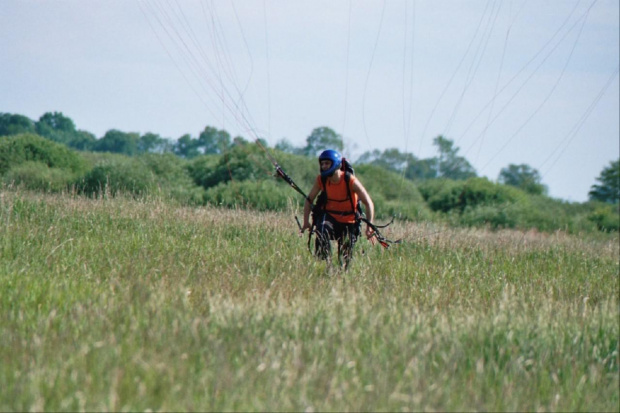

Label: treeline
[1,111,618,233]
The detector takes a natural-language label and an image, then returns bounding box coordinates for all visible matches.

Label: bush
[75,157,156,198]
[275,151,317,191]
[354,164,430,221]
[588,205,620,232]
[140,153,205,205]
[2,161,75,192]
[0,133,86,175]
[421,179,464,213]
[204,179,300,211]
[186,155,221,189]
[420,178,524,214]
[456,204,517,229]
[192,143,273,189]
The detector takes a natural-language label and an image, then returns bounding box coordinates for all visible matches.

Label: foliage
[405,158,437,180]
[198,126,231,154]
[138,153,205,205]
[0,112,35,136]
[302,126,343,157]
[0,112,615,233]
[520,195,598,233]
[589,159,619,204]
[0,133,86,176]
[33,111,97,150]
[274,151,318,191]
[356,148,412,173]
[173,127,232,158]
[35,111,77,144]
[1,161,75,192]
[93,129,140,155]
[355,164,431,221]
[173,134,200,159]
[588,203,620,232]
[498,163,547,195]
[185,154,221,188]
[204,179,298,211]
[433,135,477,180]
[274,138,304,155]
[138,132,173,154]
[68,130,98,151]
[356,137,476,181]
[420,177,524,214]
[190,142,272,189]
[75,155,157,198]
[418,178,550,230]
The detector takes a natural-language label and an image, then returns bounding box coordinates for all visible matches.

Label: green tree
[0,113,35,136]
[138,132,171,154]
[69,130,97,151]
[173,134,200,159]
[589,159,619,204]
[34,112,99,151]
[35,112,77,145]
[198,126,231,154]
[433,135,476,180]
[405,158,437,180]
[302,127,343,157]
[93,129,140,155]
[190,143,270,189]
[233,136,249,146]
[356,148,412,173]
[356,149,381,165]
[275,138,303,155]
[498,163,547,195]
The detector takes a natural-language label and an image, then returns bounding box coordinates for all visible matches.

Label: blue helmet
[319,149,342,178]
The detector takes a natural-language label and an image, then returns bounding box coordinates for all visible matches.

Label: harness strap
[320,171,359,218]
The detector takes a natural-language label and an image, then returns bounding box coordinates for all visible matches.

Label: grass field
[1,190,618,411]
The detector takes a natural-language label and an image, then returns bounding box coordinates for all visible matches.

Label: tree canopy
[302,127,343,157]
[589,159,619,204]
[0,113,35,136]
[498,163,547,195]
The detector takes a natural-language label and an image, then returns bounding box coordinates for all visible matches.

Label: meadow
[0,190,618,411]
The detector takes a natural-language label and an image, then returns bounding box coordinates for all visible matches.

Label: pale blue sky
[1,0,618,202]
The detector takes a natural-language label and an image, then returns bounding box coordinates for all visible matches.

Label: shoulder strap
[344,172,357,216]
[321,172,358,217]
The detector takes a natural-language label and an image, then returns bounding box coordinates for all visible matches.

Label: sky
[1,0,618,202]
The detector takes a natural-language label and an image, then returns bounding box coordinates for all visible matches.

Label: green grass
[1,191,618,411]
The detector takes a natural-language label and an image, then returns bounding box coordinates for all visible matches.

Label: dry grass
[1,190,618,411]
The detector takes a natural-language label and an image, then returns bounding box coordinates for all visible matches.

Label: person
[301,149,376,265]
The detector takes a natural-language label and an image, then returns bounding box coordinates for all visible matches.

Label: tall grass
[1,190,618,411]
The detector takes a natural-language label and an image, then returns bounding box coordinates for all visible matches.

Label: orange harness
[317,174,359,224]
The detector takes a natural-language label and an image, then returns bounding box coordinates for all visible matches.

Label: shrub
[204,179,298,211]
[457,204,520,229]
[0,133,86,175]
[420,178,524,214]
[354,164,430,221]
[140,153,205,205]
[75,157,156,198]
[185,154,221,188]
[2,161,74,192]
[588,205,620,232]
[192,143,273,189]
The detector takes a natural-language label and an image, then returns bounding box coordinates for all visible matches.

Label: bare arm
[301,179,321,232]
[351,178,376,242]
